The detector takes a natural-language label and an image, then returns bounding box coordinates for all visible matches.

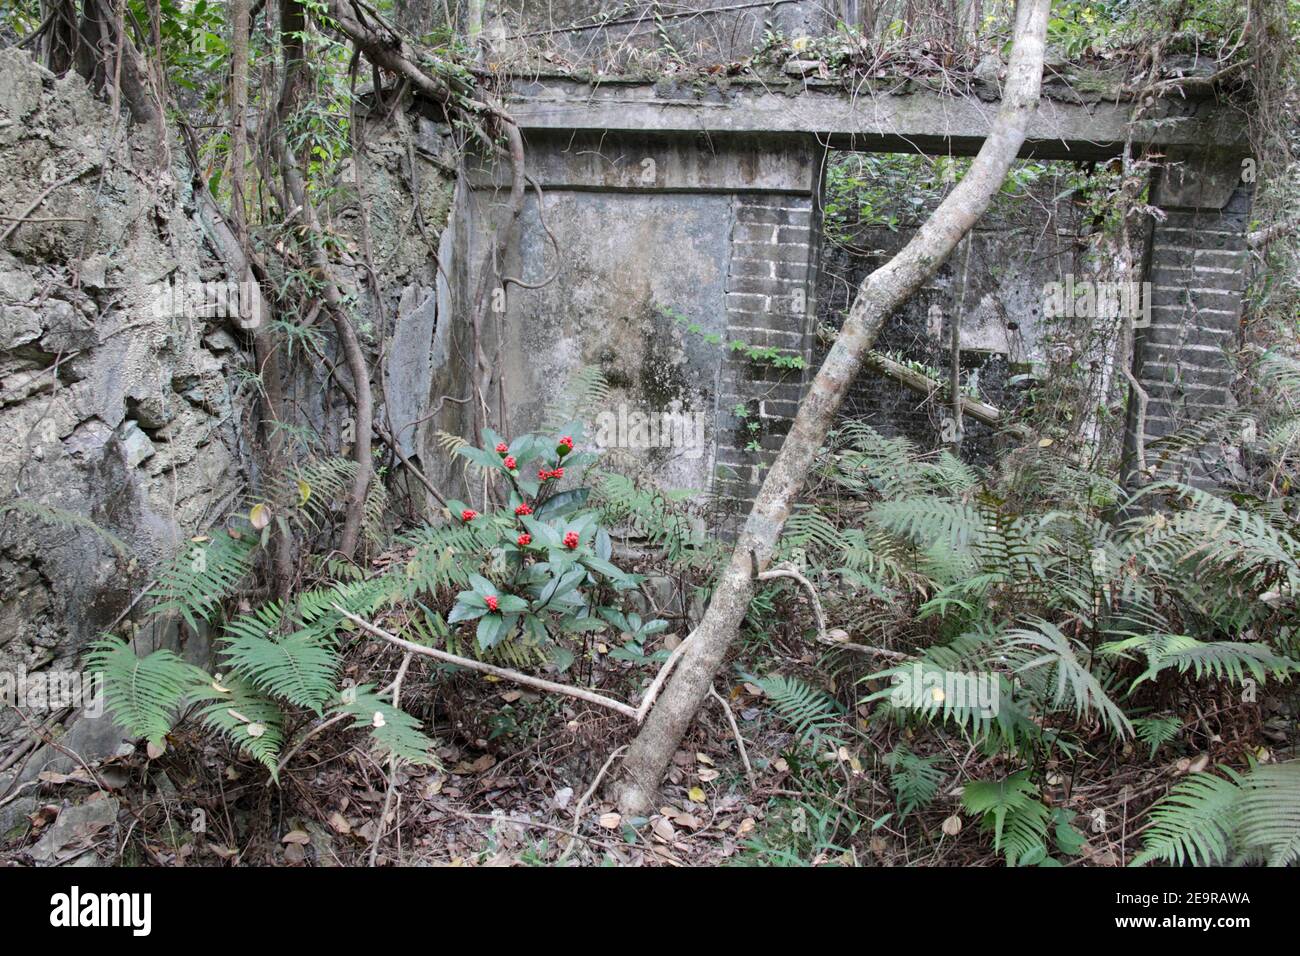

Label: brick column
[714,192,821,518]
[1129,151,1252,486]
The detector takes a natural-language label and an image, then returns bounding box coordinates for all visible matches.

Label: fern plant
[886,744,945,816]
[147,530,256,632]
[961,771,1050,867]
[748,673,845,748]
[86,638,208,748]
[1134,760,1300,867]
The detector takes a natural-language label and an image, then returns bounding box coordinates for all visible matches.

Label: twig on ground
[757,564,909,660]
[709,685,755,790]
[335,605,698,724]
[558,744,626,864]
[369,650,413,867]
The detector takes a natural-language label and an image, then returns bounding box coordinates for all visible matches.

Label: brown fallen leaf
[597,812,621,829]
[281,829,311,846]
[327,812,352,835]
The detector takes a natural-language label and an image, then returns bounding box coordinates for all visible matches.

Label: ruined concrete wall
[0,50,247,753]
[432,129,821,510]
[817,159,1087,462]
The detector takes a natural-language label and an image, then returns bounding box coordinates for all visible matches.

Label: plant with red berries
[438,429,658,656]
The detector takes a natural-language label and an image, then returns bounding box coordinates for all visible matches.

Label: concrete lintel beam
[497,77,1248,162]
[466,130,820,193]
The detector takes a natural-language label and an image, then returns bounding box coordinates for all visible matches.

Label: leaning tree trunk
[612,0,1052,815]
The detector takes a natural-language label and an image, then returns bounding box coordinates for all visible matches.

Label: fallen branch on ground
[757,564,910,660]
[333,605,695,723]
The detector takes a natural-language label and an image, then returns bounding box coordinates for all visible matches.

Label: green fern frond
[1132,715,1183,759]
[887,745,945,816]
[148,530,256,632]
[542,365,611,433]
[961,770,1049,866]
[871,497,982,552]
[1000,619,1132,738]
[337,685,437,766]
[749,673,844,747]
[189,674,285,777]
[219,602,338,713]
[1103,632,1297,688]
[86,637,208,747]
[1237,760,1300,866]
[1132,768,1244,867]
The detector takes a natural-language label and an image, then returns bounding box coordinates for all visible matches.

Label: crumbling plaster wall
[420,129,822,507]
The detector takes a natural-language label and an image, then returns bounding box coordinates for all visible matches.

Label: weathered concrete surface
[479,188,732,492]
[469,129,819,194]
[498,75,1247,161]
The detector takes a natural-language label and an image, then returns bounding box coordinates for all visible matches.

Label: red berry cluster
[503,455,517,470]
[460,509,477,522]
[563,531,579,550]
[514,503,532,516]
[539,467,565,481]
[558,436,574,453]
[485,595,499,612]
[495,442,508,454]
[517,533,532,547]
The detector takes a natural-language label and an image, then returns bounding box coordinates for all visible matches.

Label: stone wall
[430,129,823,513]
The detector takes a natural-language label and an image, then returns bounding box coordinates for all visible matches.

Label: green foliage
[337,685,437,766]
[1237,760,1300,866]
[1134,760,1300,867]
[190,675,286,777]
[1132,715,1182,758]
[961,771,1050,867]
[92,577,403,774]
[663,306,806,371]
[1132,768,1246,867]
[86,638,207,748]
[886,745,944,816]
[999,620,1132,738]
[219,601,339,713]
[147,530,256,633]
[748,674,844,747]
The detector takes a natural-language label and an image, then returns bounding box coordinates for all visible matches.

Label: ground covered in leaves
[4,574,1294,868]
